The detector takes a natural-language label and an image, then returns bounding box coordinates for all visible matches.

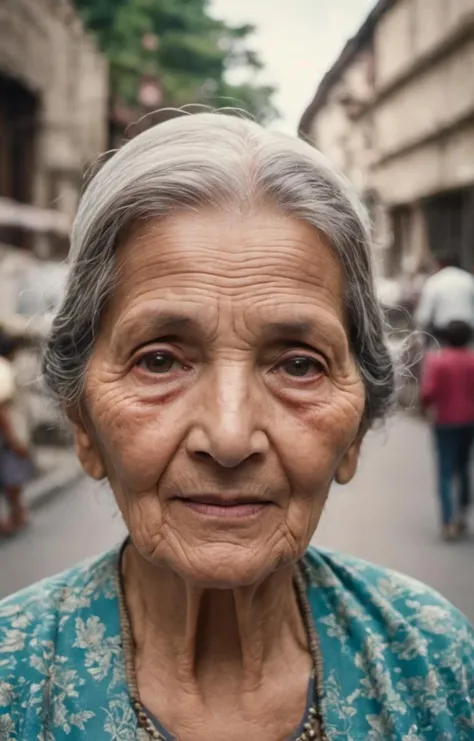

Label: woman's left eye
[278,356,324,378]
[136,352,180,374]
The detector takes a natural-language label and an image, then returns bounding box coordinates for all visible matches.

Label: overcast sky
[210,0,377,133]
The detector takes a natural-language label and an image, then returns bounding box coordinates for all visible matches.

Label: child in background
[0,333,33,535]
[421,321,474,541]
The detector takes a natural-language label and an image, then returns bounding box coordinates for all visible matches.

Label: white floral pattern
[0,545,472,739]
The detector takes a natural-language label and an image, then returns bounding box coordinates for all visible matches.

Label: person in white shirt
[415,254,474,340]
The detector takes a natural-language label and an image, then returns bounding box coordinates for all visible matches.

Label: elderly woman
[0,113,473,741]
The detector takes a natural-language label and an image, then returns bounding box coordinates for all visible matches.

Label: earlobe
[68,407,106,481]
[335,436,363,485]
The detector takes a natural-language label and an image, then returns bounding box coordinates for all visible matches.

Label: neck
[121,543,309,697]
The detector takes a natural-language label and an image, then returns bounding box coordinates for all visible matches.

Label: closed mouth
[175,494,271,506]
[173,495,273,518]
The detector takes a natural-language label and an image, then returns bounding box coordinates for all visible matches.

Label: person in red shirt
[421,320,474,540]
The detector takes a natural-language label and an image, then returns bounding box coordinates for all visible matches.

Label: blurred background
[1,0,473,619]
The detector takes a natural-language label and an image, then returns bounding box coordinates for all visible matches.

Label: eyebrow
[111,310,199,350]
[264,318,347,362]
[111,310,345,358]
[265,321,317,339]
[137,312,196,334]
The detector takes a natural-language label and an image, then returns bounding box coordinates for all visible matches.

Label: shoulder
[303,546,474,678]
[304,546,473,634]
[0,547,120,684]
[420,272,440,290]
[0,547,119,619]
[424,348,456,372]
[458,268,474,284]
[422,350,441,368]
[302,549,474,737]
[0,548,126,738]
[449,267,474,289]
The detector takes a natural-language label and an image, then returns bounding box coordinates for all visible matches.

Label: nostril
[186,428,269,468]
[194,449,212,461]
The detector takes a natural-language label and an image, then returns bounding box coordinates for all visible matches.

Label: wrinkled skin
[72,210,365,741]
[72,208,366,741]
[75,208,365,587]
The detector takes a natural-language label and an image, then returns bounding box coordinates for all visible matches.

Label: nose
[186,364,269,468]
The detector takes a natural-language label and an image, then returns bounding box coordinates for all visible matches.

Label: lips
[176,494,270,506]
[173,494,272,519]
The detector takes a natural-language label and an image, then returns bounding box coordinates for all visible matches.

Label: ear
[67,406,106,481]
[335,431,365,486]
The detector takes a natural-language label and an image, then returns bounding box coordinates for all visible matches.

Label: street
[1,413,473,621]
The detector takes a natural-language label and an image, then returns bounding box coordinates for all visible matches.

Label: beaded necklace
[117,547,326,741]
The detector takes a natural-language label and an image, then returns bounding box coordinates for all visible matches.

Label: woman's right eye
[136,352,180,374]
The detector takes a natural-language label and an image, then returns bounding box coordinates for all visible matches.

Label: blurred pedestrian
[415,253,474,344]
[0,331,33,535]
[421,320,474,540]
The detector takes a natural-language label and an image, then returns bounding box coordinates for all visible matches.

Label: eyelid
[131,345,186,373]
[136,348,176,360]
[131,336,181,354]
[276,350,328,371]
[275,338,329,360]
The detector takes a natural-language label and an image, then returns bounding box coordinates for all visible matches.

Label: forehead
[100,211,352,359]
[110,209,345,318]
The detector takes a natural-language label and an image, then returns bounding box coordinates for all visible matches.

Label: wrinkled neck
[121,543,308,694]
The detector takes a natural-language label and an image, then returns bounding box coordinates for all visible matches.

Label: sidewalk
[315,413,474,621]
[24,446,83,510]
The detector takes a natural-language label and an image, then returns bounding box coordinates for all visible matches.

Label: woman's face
[76,208,366,586]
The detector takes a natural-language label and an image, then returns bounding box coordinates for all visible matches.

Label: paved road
[1,414,473,621]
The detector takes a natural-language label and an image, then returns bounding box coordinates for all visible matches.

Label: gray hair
[43,111,395,426]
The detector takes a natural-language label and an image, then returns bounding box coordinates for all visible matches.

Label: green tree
[75,0,278,123]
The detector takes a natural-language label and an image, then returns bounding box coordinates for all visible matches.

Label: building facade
[299,0,474,279]
[0,0,109,442]
[0,0,108,258]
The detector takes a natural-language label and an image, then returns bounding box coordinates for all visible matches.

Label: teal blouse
[0,545,473,740]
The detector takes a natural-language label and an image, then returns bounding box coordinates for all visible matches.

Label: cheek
[279,386,365,493]
[87,391,184,493]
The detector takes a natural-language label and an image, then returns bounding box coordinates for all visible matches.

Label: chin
[169,544,284,589]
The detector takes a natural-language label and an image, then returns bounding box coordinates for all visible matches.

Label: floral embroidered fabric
[0,545,473,740]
